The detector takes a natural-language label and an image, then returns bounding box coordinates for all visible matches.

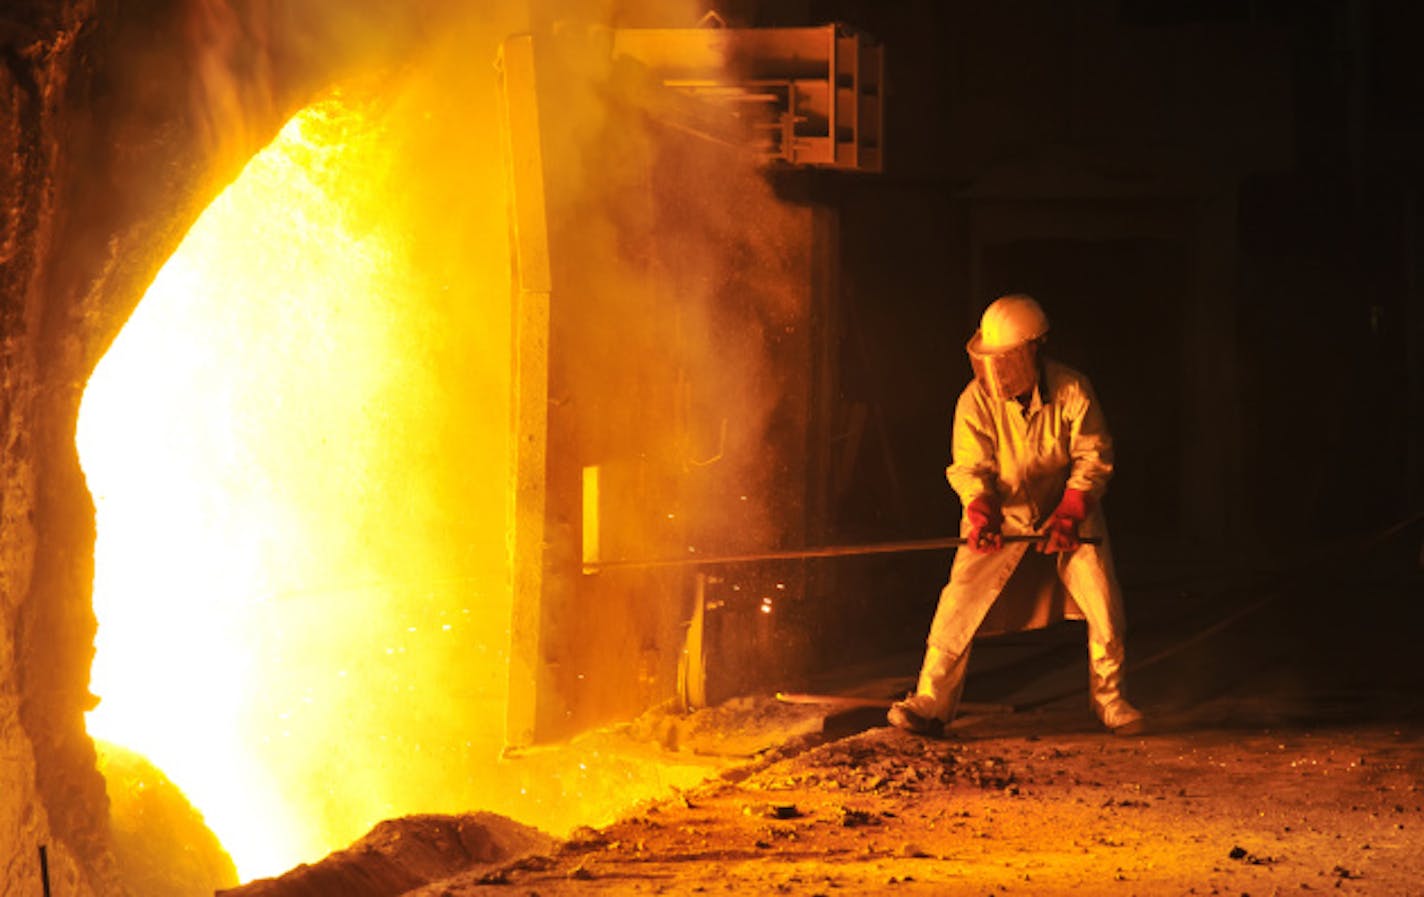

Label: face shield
[967,331,1039,400]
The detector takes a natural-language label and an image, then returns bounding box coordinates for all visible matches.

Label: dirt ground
[392,710,1423,897]
[225,694,1424,897]
[229,533,1424,897]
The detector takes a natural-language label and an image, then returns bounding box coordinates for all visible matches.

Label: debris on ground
[387,715,1424,896]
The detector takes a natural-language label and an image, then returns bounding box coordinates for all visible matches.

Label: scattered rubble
[218,813,552,897]
[227,703,1424,897]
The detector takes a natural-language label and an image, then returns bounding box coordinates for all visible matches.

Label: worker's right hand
[965,495,1003,554]
[1038,488,1091,554]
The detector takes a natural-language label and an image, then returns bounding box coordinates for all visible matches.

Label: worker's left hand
[1041,515,1081,553]
[1039,488,1090,554]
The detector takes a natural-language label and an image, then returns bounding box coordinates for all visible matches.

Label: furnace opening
[77,89,517,880]
[74,14,835,886]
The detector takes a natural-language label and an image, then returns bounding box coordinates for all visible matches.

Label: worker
[888,294,1145,737]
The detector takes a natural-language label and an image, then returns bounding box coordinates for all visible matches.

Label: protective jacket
[927,358,1126,664]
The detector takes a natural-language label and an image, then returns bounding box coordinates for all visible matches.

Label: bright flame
[79,89,515,878]
[78,7,799,882]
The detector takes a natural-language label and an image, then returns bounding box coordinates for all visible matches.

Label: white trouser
[906,644,971,722]
[918,541,1130,723]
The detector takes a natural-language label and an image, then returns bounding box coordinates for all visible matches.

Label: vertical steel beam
[497,33,553,748]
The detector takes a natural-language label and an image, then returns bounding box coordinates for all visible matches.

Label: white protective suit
[912,357,1139,731]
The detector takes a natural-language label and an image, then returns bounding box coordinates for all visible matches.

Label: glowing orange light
[77,50,731,880]
[78,91,516,879]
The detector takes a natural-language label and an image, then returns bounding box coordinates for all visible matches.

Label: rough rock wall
[0,2,440,892]
[3,6,109,892]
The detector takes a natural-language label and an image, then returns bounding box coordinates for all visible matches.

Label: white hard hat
[979,294,1049,350]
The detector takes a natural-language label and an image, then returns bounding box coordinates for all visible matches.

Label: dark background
[702,0,1423,683]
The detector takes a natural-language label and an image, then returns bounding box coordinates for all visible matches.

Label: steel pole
[584,533,1101,572]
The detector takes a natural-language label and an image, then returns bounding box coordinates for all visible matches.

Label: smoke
[173,0,451,177]
[182,0,277,165]
[169,0,714,170]
[82,0,817,881]
[534,15,812,558]
[503,10,817,737]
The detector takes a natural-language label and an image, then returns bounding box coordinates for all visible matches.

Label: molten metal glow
[79,92,515,879]
[79,61,730,881]
[78,6,792,878]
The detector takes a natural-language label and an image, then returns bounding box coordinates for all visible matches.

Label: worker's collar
[1011,357,1048,415]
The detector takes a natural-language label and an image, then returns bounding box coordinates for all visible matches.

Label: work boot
[886,645,967,737]
[887,694,945,737]
[1088,638,1143,734]
[1099,696,1145,735]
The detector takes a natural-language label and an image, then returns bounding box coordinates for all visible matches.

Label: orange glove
[966,495,1004,554]
[1041,488,1090,553]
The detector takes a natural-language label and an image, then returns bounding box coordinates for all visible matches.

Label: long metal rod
[585,534,1101,572]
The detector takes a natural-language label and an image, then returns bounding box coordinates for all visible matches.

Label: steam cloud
[82,0,814,880]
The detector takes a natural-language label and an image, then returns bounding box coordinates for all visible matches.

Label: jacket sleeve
[1064,376,1115,499]
[945,387,999,507]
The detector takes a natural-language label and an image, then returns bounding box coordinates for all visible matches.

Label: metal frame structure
[612,23,884,172]
[497,21,882,747]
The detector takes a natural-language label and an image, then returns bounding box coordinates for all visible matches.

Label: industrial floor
[223,524,1424,896]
